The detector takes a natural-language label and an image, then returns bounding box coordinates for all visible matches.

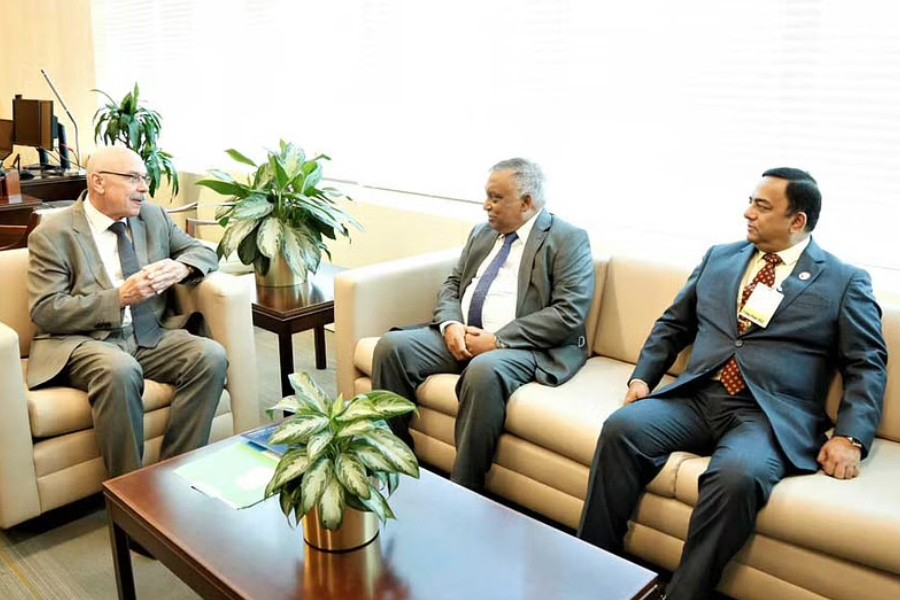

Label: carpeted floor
[0,327,336,599]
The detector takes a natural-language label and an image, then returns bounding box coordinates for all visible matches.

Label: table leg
[314,325,327,370]
[109,522,137,600]
[278,331,295,397]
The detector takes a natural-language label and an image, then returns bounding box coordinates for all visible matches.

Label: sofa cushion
[672,438,900,576]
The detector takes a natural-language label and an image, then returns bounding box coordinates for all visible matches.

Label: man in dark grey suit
[578,168,888,600]
[373,158,595,491]
[27,146,226,479]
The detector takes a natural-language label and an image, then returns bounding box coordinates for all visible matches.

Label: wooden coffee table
[247,263,345,397]
[103,435,660,600]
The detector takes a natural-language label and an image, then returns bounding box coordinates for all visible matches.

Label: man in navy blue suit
[577,168,887,600]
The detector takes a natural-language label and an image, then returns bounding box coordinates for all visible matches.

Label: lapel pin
[798,271,810,281]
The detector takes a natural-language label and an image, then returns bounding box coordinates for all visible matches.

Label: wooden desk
[247,264,345,397]
[103,435,660,600]
[0,194,43,245]
[20,172,87,202]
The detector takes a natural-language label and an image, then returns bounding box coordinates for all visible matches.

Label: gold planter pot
[302,507,379,552]
[255,253,308,288]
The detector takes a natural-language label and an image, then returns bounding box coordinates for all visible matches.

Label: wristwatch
[495,336,508,349]
[842,436,864,450]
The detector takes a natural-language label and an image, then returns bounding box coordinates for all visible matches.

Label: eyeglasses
[98,171,151,186]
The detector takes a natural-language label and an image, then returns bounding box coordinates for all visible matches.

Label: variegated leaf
[256,216,284,259]
[359,429,419,478]
[217,218,257,260]
[288,372,330,413]
[359,485,395,524]
[300,457,332,516]
[266,448,310,496]
[351,442,395,472]
[318,475,345,530]
[269,414,329,446]
[335,419,375,440]
[280,227,309,280]
[335,391,417,422]
[334,453,370,499]
[231,194,273,220]
[306,428,336,462]
[265,395,321,420]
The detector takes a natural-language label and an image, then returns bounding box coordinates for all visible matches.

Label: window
[92,0,900,272]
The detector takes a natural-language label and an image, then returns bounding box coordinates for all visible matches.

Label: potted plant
[264,373,419,551]
[92,83,179,197]
[195,141,362,287]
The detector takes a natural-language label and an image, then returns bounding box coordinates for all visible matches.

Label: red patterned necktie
[720,253,783,395]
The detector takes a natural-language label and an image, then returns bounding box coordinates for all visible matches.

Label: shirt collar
[755,235,811,268]
[506,208,542,244]
[83,193,124,234]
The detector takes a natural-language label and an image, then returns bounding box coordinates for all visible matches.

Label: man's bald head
[86,146,150,220]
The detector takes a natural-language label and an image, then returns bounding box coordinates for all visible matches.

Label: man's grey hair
[490,158,546,208]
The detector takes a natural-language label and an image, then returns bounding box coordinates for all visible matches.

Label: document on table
[173,441,280,509]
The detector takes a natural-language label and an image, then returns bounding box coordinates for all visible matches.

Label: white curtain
[92,0,900,271]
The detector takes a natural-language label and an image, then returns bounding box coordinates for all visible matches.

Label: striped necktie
[108,221,163,348]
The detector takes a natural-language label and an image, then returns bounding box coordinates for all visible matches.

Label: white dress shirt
[736,235,811,314]
[83,195,133,325]
[450,209,542,334]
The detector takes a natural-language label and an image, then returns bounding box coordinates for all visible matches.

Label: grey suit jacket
[631,239,888,470]
[26,196,220,388]
[433,210,595,386]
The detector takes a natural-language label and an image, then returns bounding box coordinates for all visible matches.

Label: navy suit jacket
[632,239,888,471]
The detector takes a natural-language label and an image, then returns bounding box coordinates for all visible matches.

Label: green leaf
[231,194,273,220]
[334,452,371,499]
[335,391,417,422]
[265,395,321,419]
[256,216,283,259]
[359,429,419,478]
[266,448,310,496]
[335,420,375,439]
[236,224,260,265]
[269,414,330,445]
[280,227,310,281]
[303,161,323,193]
[196,178,244,196]
[216,218,257,262]
[318,474,345,530]
[288,372,330,413]
[358,485,395,524]
[300,457,332,516]
[225,148,257,167]
[306,428,335,462]
[350,441,395,472]
[207,169,236,183]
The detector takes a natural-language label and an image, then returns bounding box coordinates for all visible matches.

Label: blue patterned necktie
[467,232,519,329]
[108,221,163,348]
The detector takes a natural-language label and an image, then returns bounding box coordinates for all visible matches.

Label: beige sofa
[335,249,900,600]
[0,248,260,529]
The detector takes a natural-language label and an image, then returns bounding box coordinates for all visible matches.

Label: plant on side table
[92,83,179,197]
[264,373,419,552]
[195,141,361,287]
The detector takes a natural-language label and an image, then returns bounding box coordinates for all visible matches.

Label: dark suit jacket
[433,210,595,386]
[26,196,219,388]
[632,239,888,470]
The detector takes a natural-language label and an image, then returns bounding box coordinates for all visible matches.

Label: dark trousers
[577,380,795,600]
[372,327,537,490]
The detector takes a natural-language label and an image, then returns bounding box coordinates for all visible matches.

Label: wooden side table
[248,263,345,397]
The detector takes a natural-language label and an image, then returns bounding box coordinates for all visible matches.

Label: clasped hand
[443,323,498,361]
[118,259,190,306]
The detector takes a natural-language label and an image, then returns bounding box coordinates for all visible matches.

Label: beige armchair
[0,247,260,529]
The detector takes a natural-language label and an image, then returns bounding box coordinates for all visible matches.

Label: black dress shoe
[129,540,156,559]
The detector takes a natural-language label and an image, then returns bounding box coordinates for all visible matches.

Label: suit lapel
[461,227,500,291]
[516,210,551,315]
[71,198,113,288]
[718,243,756,337]
[770,238,826,320]
[129,214,149,268]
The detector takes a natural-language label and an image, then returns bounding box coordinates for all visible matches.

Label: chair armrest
[334,248,459,398]
[173,272,260,433]
[0,323,41,528]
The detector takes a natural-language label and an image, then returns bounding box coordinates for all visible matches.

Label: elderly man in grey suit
[27,146,226,480]
[373,158,595,491]
[578,168,888,600]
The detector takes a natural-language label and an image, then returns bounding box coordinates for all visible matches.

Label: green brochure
[173,441,280,509]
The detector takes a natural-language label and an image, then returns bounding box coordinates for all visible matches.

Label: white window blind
[92,0,900,271]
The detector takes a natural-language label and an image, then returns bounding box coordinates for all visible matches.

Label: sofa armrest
[334,249,459,398]
[0,323,41,528]
[173,272,260,433]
